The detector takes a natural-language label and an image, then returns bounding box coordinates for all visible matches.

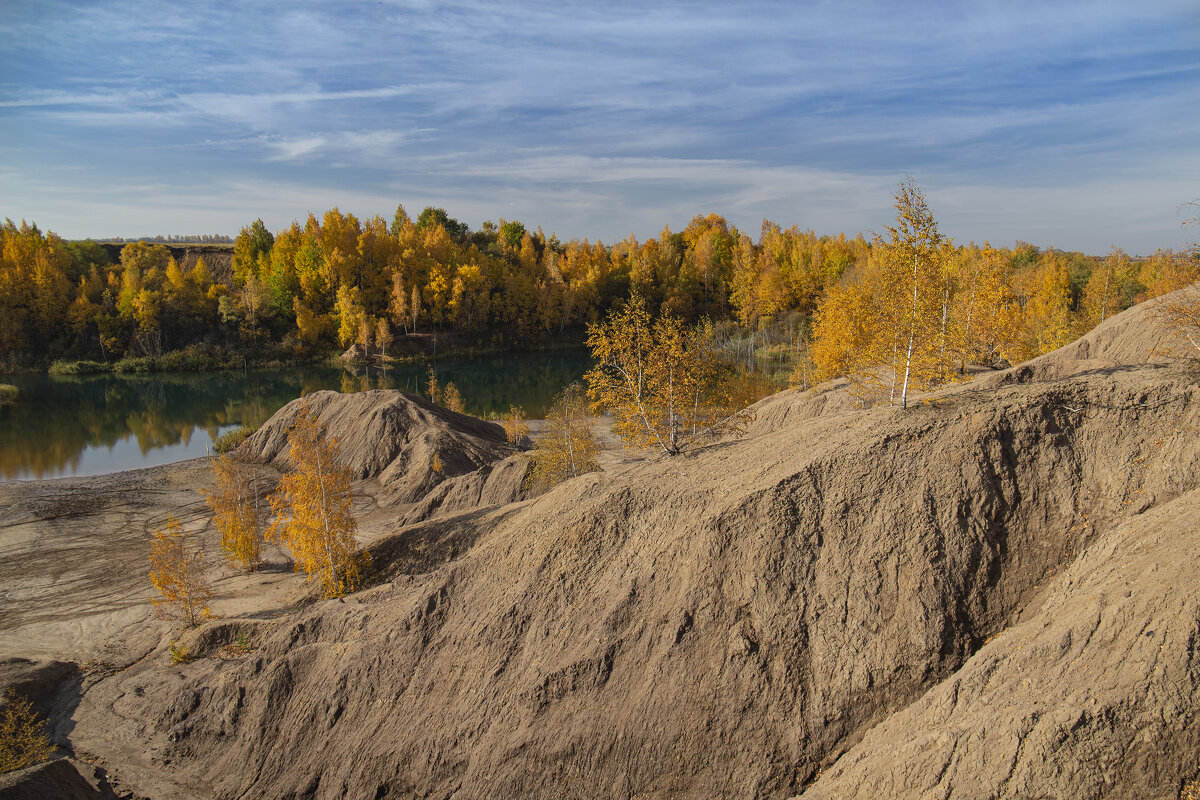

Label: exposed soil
[1,289,1197,799]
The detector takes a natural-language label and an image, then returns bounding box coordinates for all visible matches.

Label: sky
[1,1,1197,255]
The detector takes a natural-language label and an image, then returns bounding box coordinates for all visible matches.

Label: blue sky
[2,1,1197,254]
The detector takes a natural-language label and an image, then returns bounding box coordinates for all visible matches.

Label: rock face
[69,296,1200,799]
[240,389,519,507]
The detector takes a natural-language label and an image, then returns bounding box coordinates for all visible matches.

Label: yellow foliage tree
[586,294,752,455]
[268,406,364,598]
[376,318,393,359]
[1014,253,1075,359]
[1150,216,1200,359]
[1153,283,1200,359]
[357,316,375,355]
[0,690,55,774]
[148,516,213,627]
[810,280,881,386]
[875,178,947,407]
[953,243,1022,367]
[334,285,366,348]
[810,179,950,406]
[525,384,600,493]
[205,454,263,572]
[442,382,466,414]
[1078,247,1134,334]
[425,366,442,405]
[389,272,410,334]
[502,405,531,446]
[1138,249,1199,299]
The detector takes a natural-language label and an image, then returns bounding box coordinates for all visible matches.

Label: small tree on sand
[149,516,213,626]
[525,384,600,493]
[442,382,466,414]
[426,366,442,404]
[0,690,55,774]
[205,454,263,572]
[502,405,531,447]
[586,294,753,455]
[268,405,365,598]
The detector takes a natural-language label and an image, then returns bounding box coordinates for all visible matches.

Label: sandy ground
[0,414,637,668]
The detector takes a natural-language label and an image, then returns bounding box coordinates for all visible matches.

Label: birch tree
[585,294,752,455]
[148,516,213,626]
[525,385,599,493]
[877,177,945,408]
[205,454,264,572]
[268,406,364,598]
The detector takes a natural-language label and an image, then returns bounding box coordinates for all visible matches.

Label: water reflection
[0,352,591,481]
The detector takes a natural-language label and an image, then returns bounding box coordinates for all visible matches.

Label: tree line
[808,180,1199,405]
[2,201,1195,373]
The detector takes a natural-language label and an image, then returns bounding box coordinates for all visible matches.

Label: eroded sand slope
[53,292,1200,799]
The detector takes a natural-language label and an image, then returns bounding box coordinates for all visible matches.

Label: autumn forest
[2,188,1197,396]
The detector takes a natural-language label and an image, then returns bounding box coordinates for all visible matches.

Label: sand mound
[240,389,517,506]
[975,282,1195,391]
[745,377,862,434]
[394,452,533,526]
[796,485,1200,799]
[69,318,1200,798]
[0,658,77,721]
[753,283,1199,436]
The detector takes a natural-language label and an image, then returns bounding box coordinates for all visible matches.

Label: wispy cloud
[1,0,1197,253]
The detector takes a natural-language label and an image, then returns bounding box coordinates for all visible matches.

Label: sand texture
[1,289,1198,798]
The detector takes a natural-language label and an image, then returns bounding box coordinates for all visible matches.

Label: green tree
[415,206,469,242]
[232,219,275,287]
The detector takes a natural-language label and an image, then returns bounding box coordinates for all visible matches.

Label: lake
[0,351,591,481]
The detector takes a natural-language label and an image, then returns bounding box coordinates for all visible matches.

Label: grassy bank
[213,424,260,453]
[35,329,590,378]
[47,343,326,377]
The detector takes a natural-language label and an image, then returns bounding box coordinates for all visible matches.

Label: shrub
[267,404,366,598]
[113,356,155,373]
[227,630,253,655]
[48,359,109,375]
[0,385,17,408]
[442,382,466,414]
[0,690,54,774]
[213,425,259,454]
[502,405,531,447]
[524,384,600,494]
[168,642,190,664]
[149,517,214,627]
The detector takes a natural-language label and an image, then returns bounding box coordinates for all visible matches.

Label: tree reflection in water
[0,351,590,480]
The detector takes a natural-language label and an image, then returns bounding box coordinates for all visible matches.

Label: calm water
[0,352,590,481]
